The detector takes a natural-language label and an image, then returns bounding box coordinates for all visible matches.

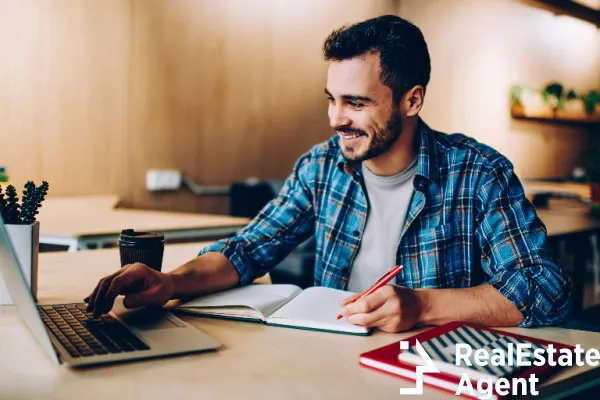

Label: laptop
[0,216,220,367]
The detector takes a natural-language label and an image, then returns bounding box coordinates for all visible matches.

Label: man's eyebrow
[324,89,374,103]
[342,95,374,103]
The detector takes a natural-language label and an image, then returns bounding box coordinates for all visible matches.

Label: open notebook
[175,284,369,336]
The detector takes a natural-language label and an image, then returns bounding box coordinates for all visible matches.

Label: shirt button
[353,230,360,236]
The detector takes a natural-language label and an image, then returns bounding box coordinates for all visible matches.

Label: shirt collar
[335,118,439,184]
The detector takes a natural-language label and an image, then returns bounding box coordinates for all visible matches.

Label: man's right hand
[84,263,175,317]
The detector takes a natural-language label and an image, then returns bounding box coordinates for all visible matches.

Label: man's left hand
[339,285,423,333]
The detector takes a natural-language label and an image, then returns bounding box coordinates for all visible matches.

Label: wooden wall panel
[41,1,132,196]
[125,0,398,211]
[2,0,597,213]
[0,1,46,184]
[0,0,131,195]
[0,0,397,213]
[398,0,600,179]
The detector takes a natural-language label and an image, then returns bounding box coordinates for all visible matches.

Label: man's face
[326,52,402,162]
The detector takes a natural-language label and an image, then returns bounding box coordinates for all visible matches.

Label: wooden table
[1,244,599,399]
[37,196,249,252]
[537,207,600,311]
[538,207,600,239]
[36,195,599,310]
[524,181,591,201]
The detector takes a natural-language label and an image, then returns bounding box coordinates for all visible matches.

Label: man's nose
[329,105,351,129]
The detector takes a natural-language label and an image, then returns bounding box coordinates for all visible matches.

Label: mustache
[336,127,366,135]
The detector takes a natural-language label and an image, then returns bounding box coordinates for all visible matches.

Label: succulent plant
[0,181,50,224]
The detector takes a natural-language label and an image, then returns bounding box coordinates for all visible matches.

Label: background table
[538,207,600,312]
[0,244,599,399]
[37,196,249,251]
[524,181,591,201]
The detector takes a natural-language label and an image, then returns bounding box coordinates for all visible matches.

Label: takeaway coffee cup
[118,229,165,272]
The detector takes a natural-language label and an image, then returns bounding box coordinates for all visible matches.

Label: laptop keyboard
[38,303,150,358]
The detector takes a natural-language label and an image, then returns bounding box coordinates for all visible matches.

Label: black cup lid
[119,229,164,246]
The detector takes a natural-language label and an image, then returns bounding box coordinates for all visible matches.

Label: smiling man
[86,15,572,332]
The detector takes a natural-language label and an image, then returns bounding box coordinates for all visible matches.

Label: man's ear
[404,85,425,117]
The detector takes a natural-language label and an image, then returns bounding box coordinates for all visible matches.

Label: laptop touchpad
[111,297,185,330]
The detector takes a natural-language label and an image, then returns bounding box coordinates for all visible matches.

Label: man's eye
[327,97,335,104]
[348,101,364,109]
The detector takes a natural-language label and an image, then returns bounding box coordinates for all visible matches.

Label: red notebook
[359,322,573,399]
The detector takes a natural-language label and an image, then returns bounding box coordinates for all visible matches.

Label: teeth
[342,133,360,139]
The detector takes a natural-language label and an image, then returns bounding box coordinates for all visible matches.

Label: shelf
[523,0,600,27]
[512,113,600,125]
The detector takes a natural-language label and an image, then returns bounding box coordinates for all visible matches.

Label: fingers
[345,286,415,333]
[123,285,164,309]
[339,292,362,307]
[347,307,387,328]
[96,270,142,316]
[85,269,123,313]
[87,264,147,317]
[346,294,398,329]
[341,285,391,316]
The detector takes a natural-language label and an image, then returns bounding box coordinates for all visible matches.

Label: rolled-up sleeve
[475,162,573,328]
[199,152,316,286]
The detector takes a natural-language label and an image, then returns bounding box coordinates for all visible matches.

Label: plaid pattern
[200,120,572,328]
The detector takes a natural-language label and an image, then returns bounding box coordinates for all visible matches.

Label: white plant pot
[0,221,40,305]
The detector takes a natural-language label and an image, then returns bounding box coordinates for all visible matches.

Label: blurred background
[1,0,598,214]
[0,0,600,332]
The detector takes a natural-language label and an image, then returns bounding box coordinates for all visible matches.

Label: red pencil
[337,265,404,320]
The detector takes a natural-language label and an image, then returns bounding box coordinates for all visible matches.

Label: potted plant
[561,89,586,119]
[583,90,600,116]
[0,181,49,304]
[543,82,564,117]
[509,85,552,118]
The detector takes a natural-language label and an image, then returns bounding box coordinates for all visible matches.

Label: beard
[338,110,403,162]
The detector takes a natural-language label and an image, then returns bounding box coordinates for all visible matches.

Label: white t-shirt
[347,158,418,292]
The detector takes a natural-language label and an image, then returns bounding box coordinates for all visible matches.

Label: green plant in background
[583,90,600,114]
[0,181,49,224]
[510,85,523,105]
[510,82,599,118]
[543,82,564,110]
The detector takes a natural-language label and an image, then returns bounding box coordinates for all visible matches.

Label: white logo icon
[399,340,440,395]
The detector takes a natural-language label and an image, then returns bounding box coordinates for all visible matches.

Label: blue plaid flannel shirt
[200,120,572,327]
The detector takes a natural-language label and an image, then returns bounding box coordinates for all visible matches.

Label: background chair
[229,180,315,288]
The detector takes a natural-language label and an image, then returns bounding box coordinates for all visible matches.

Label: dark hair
[323,15,431,103]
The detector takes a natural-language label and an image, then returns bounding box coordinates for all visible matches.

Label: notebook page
[267,286,368,334]
[181,306,265,320]
[177,284,303,319]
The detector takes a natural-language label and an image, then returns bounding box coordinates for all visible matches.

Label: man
[85,15,572,332]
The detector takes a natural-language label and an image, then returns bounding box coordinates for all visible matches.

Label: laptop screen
[0,216,59,364]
